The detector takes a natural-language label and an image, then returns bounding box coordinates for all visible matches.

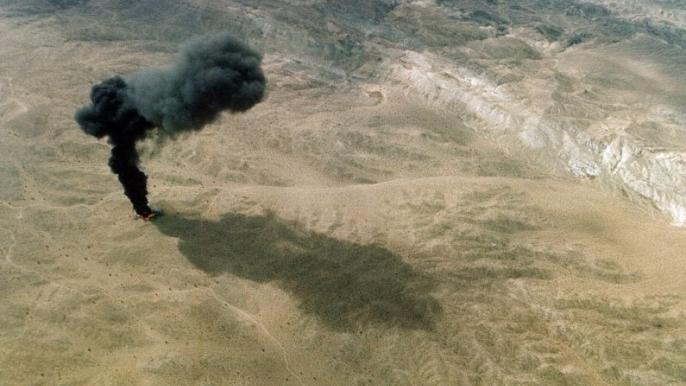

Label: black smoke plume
[75,33,266,217]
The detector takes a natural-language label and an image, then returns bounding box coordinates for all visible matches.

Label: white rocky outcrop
[387,50,686,225]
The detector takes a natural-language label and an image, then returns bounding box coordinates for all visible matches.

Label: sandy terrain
[1,1,686,385]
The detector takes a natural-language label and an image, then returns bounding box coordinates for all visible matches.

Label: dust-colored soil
[1,1,686,385]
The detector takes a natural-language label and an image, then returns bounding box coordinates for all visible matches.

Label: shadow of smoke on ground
[154,211,442,332]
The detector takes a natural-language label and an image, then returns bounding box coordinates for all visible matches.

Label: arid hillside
[1,1,686,385]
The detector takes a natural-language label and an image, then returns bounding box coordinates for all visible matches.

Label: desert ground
[1,1,686,385]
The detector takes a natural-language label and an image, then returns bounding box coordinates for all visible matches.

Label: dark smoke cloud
[76,33,266,217]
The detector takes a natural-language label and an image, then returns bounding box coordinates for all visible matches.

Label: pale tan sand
[2,2,686,386]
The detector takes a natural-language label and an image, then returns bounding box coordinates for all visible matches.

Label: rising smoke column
[75,33,266,217]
